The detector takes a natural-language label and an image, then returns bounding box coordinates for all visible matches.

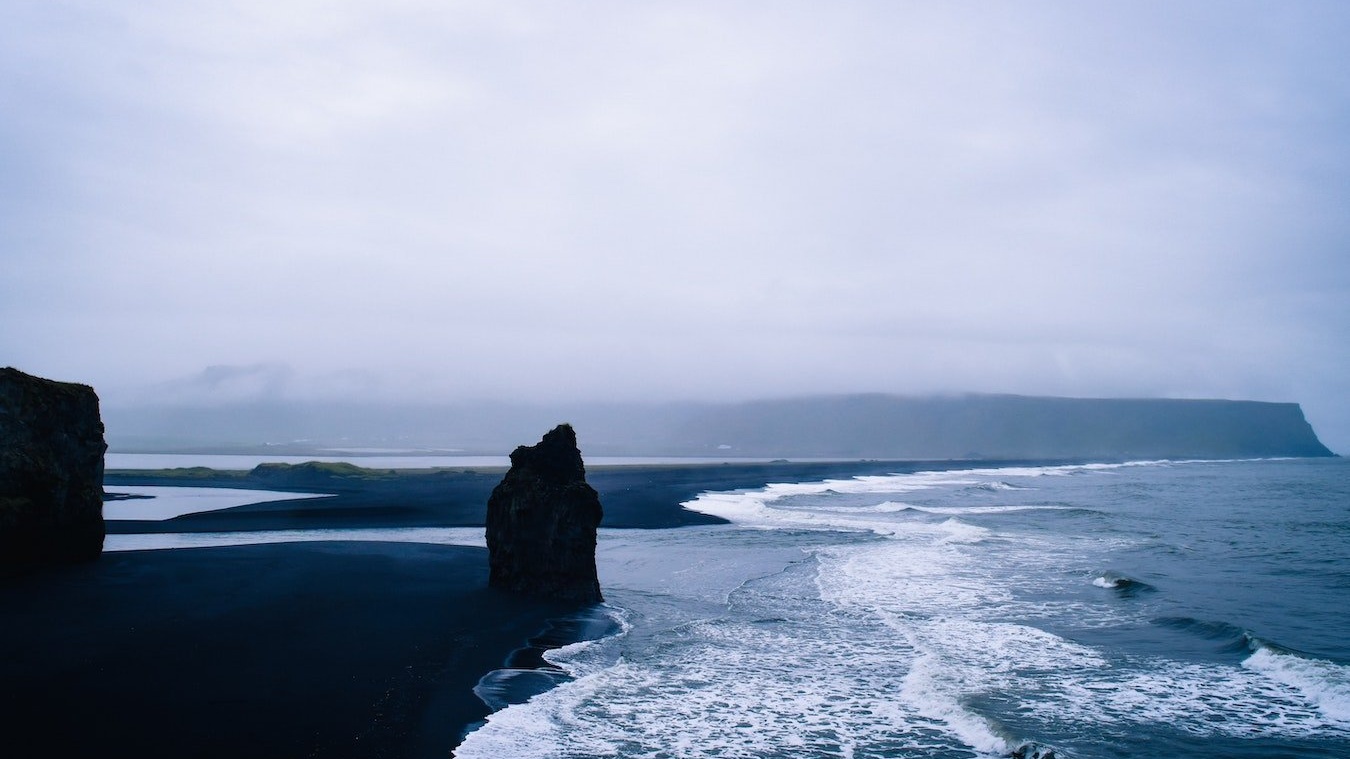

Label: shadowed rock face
[485,424,602,603]
[0,368,107,571]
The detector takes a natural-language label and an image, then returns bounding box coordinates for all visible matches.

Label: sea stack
[485,424,603,603]
[0,367,107,571]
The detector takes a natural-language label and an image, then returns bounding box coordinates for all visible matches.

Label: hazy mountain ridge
[103,394,1335,459]
[668,395,1333,459]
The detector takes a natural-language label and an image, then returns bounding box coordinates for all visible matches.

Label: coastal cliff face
[103,394,1336,459]
[670,395,1336,459]
[0,368,107,570]
[485,424,603,603]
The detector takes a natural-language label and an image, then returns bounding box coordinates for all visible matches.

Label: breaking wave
[456,458,1350,757]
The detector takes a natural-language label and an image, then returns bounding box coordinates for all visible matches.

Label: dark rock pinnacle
[0,367,107,573]
[485,424,603,603]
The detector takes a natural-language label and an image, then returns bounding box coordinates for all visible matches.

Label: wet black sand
[5,459,1028,757]
[0,541,579,758]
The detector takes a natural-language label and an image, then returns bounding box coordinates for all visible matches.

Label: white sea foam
[680,460,1153,530]
[472,606,633,713]
[814,529,1107,754]
[1244,646,1350,724]
[893,614,1350,742]
[905,503,1076,516]
[815,539,1010,614]
[458,550,1005,758]
[968,481,1032,492]
[1026,659,1350,738]
[459,603,980,758]
[889,615,1109,755]
[803,500,1076,517]
[793,499,917,514]
[542,606,633,678]
[459,459,1347,756]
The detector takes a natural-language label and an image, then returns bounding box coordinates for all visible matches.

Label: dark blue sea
[458,457,1350,758]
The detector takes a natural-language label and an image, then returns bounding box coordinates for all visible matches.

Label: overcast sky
[2,1,1348,450]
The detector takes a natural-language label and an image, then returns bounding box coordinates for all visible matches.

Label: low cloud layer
[2,2,1347,450]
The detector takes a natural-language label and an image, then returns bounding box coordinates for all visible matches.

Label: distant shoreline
[103,457,1107,535]
[105,451,854,471]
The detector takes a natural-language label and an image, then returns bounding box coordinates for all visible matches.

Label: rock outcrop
[485,424,603,603]
[0,368,107,570]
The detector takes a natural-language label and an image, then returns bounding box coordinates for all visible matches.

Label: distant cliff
[102,394,1334,460]
[0,368,107,571]
[667,395,1335,460]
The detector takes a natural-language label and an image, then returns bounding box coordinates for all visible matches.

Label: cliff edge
[0,367,107,571]
[485,424,603,603]
[670,395,1336,459]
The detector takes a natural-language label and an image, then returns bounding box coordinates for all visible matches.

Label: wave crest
[1092,572,1156,596]
[1244,643,1350,724]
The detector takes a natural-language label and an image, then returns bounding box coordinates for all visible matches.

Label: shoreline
[5,457,1113,756]
[103,457,1095,534]
[15,457,1339,756]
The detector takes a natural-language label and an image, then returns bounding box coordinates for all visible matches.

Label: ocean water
[456,458,1350,758]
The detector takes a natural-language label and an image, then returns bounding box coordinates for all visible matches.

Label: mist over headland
[101,391,1335,460]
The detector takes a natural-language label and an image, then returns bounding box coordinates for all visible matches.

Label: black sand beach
[6,459,1036,757]
[0,541,578,758]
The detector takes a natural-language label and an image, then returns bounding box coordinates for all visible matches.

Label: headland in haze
[103,393,1335,459]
